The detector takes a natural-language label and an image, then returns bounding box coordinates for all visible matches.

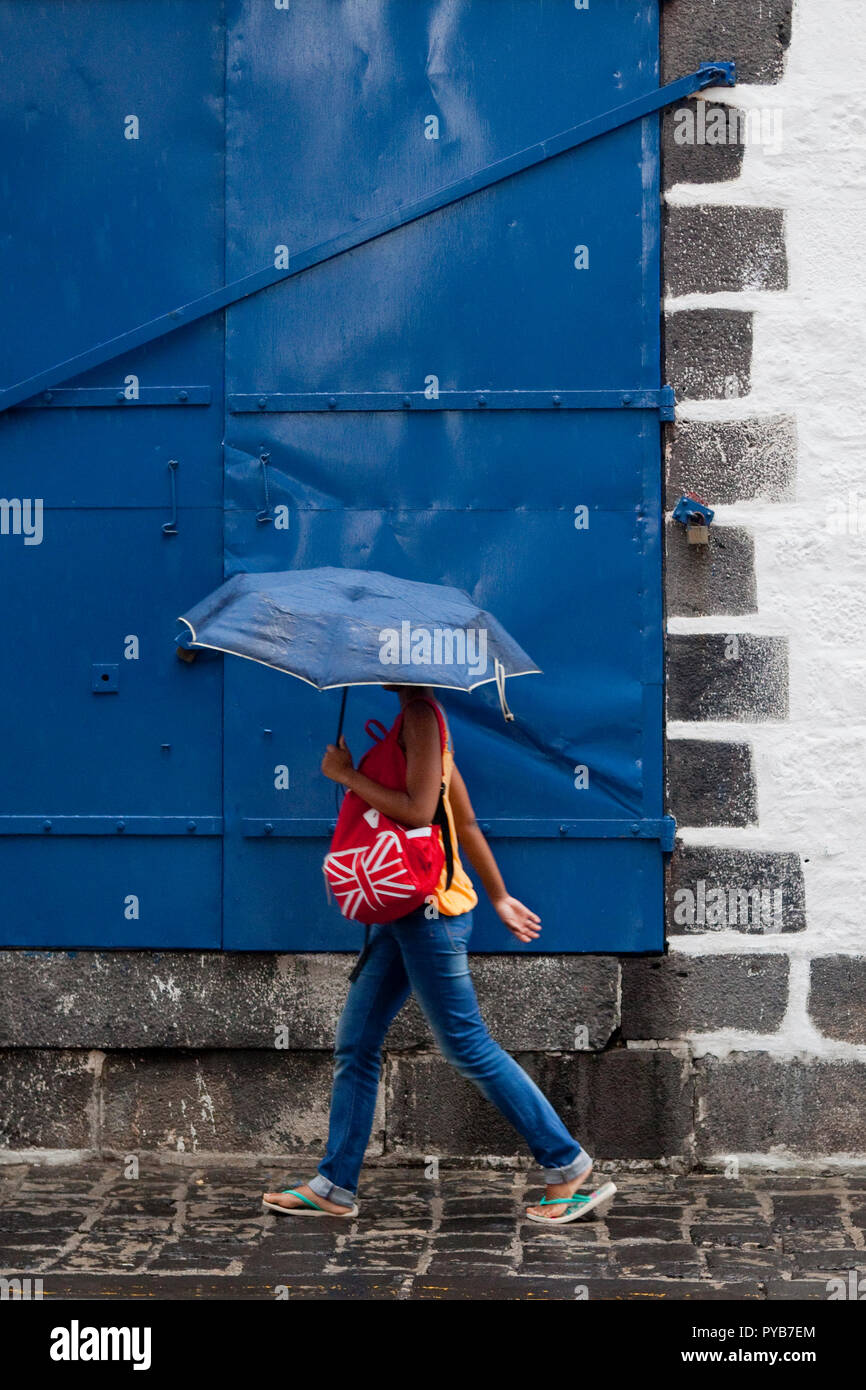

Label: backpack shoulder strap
[399,697,454,890]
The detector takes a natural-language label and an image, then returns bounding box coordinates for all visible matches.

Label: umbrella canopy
[177,567,540,720]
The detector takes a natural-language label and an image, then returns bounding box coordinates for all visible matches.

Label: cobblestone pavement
[1,1162,864,1300]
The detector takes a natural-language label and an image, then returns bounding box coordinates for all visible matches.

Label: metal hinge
[0,816,223,835]
[229,387,677,416]
[241,815,677,848]
[12,387,211,409]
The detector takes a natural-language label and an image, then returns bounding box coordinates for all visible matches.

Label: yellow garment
[431,726,479,918]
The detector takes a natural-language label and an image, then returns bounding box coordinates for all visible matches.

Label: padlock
[673,492,715,546]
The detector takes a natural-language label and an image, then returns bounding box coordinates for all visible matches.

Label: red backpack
[323,697,454,931]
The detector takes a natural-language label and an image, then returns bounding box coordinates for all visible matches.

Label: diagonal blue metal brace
[0,62,735,415]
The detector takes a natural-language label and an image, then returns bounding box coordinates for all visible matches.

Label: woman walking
[263,685,615,1224]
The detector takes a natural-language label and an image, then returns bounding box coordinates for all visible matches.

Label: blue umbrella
[177,567,540,725]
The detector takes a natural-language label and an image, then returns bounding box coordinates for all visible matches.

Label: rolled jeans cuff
[309,1173,357,1208]
[541,1149,593,1184]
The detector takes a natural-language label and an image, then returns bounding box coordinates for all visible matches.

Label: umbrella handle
[334,688,349,819]
[336,686,348,743]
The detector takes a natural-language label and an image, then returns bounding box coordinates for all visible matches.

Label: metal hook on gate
[161,459,179,535]
[256,451,273,523]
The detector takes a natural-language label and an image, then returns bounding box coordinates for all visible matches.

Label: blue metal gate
[0,1,732,952]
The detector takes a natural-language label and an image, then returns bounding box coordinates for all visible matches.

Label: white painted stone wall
[665,0,866,1071]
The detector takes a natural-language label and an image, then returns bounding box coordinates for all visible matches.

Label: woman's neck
[398,686,434,708]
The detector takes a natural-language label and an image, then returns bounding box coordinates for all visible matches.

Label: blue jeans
[308,906,591,1207]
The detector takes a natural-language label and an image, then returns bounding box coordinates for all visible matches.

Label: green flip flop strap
[538,1193,592,1206]
[280,1187,325,1212]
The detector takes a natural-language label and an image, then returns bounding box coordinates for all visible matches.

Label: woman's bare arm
[321,700,442,829]
[449,762,541,943]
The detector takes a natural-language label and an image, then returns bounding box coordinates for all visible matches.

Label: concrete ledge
[0,952,619,1051]
[4,1047,863,1163]
[0,1047,693,1162]
[621,955,789,1039]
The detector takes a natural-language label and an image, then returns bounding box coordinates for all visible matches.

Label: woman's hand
[321,735,354,785]
[493,894,541,944]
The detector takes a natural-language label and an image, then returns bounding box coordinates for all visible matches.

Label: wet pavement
[1,1161,864,1300]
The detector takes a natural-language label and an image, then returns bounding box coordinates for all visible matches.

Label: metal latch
[673,492,715,546]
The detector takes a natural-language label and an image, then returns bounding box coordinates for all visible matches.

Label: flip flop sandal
[525,1180,617,1225]
[262,1187,359,1218]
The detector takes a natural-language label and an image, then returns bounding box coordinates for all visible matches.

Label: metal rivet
[559,825,567,836]
[630,823,640,835]
[116,820,126,833]
[477,395,487,407]
[264,822,274,835]
[263,729,272,736]
[43,820,52,832]
[161,743,171,752]
[177,390,188,402]
[116,390,125,402]
[257,397,267,409]
[622,394,632,406]
[402,395,412,408]
[187,821,196,833]
[328,396,337,409]
[552,394,561,406]
[43,391,53,402]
